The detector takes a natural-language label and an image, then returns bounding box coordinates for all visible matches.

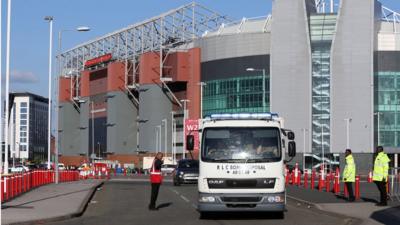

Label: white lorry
[185,113,296,218]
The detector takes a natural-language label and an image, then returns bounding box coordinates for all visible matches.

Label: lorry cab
[186,113,296,218]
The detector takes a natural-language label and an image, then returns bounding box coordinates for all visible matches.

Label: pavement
[286,183,400,225]
[1,179,103,225]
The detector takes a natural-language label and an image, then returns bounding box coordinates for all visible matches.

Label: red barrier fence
[1,170,80,203]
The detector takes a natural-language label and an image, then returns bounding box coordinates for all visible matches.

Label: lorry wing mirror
[186,135,194,151]
[288,131,295,140]
[288,141,296,157]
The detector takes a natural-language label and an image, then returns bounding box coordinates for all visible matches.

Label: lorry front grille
[207,178,275,189]
[220,196,262,203]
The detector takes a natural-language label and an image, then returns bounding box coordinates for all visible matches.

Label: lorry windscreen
[201,127,281,163]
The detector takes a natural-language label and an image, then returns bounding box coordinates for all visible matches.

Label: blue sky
[1,0,400,98]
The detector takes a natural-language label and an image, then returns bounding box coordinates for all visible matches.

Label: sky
[1,0,400,98]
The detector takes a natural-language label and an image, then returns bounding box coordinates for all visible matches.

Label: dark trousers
[345,182,355,201]
[149,183,161,208]
[374,181,388,204]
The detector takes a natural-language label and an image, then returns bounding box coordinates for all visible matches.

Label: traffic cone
[294,163,299,186]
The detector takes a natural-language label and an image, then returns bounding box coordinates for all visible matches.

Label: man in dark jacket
[149,152,164,210]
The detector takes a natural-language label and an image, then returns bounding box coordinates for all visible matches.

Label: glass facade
[309,14,337,154]
[374,71,400,147]
[203,75,269,116]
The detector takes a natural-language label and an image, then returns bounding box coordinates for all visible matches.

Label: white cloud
[10,70,39,83]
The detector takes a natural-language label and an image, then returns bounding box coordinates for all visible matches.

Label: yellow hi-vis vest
[343,154,356,182]
[373,152,390,182]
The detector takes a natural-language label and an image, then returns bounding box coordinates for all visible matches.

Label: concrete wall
[138,84,172,153]
[330,0,378,154]
[59,102,81,156]
[195,32,271,63]
[79,97,89,156]
[107,91,138,154]
[270,0,313,154]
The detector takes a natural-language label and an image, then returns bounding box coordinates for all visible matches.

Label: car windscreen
[201,127,281,163]
[178,160,199,168]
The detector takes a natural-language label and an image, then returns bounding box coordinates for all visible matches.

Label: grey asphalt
[286,184,400,225]
[44,179,359,225]
[1,179,103,225]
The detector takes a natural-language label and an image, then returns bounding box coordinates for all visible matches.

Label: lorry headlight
[179,171,184,175]
[199,196,216,203]
[267,195,284,203]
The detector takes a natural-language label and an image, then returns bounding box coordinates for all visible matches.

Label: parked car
[9,165,30,173]
[173,159,199,186]
[58,163,66,170]
[161,164,176,175]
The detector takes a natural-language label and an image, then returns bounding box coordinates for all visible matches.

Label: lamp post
[246,68,266,112]
[97,142,100,158]
[54,24,90,184]
[157,125,162,153]
[374,112,382,146]
[344,118,352,149]
[171,111,175,164]
[44,16,53,170]
[155,127,159,152]
[4,0,13,174]
[301,128,308,172]
[180,99,190,159]
[91,102,95,162]
[162,119,167,157]
[198,82,206,118]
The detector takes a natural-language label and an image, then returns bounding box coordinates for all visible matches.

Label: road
[46,180,357,225]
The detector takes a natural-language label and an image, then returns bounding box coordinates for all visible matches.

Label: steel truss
[382,6,400,34]
[58,2,231,80]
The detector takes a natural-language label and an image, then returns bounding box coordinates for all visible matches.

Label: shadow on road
[360,197,379,204]
[157,202,173,210]
[370,205,400,225]
[200,212,284,220]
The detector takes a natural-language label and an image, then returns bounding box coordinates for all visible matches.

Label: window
[20,126,27,131]
[19,145,27,151]
[20,102,27,107]
[20,108,27,113]
[20,120,27,125]
[20,114,27,119]
[20,138,27,143]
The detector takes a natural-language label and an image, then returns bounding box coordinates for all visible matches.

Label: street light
[344,118,352,149]
[180,99,190,159]
[301,128,308,172]
[198,82,206,118]
[374,112,382,146]
[246,68,266,112]
[44,16,53,170]
[55,24,90,184]
[162,119,167,157]
[4,0,12,174]
[157,125,162,153]
[171,111,176,164]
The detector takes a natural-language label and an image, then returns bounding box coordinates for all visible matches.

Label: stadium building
[57,0,400,172]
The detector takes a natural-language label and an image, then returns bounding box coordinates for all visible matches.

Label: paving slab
[1,179,103,225]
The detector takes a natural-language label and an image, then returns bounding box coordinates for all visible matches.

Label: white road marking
[180,195,190,202]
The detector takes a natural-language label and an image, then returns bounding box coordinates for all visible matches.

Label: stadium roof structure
[58,2,232,76]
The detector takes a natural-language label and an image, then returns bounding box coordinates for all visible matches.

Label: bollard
[1,178,3,202]
[304,171,308,189]
[311,169,315,190]
[285,165,289,185]
[291,171,295,185]
[294,163,299,186]
[355,175,360,200]
[368,171,373,183]
[18,174,22,196]
[297,170,301,186]
[386,176,390,194]
[5,177,9,201]
[124,168,127,177]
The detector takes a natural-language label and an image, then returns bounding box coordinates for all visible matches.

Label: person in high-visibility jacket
[343,149,356,202]
[149,152,164,210]
[373,146,391,206]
